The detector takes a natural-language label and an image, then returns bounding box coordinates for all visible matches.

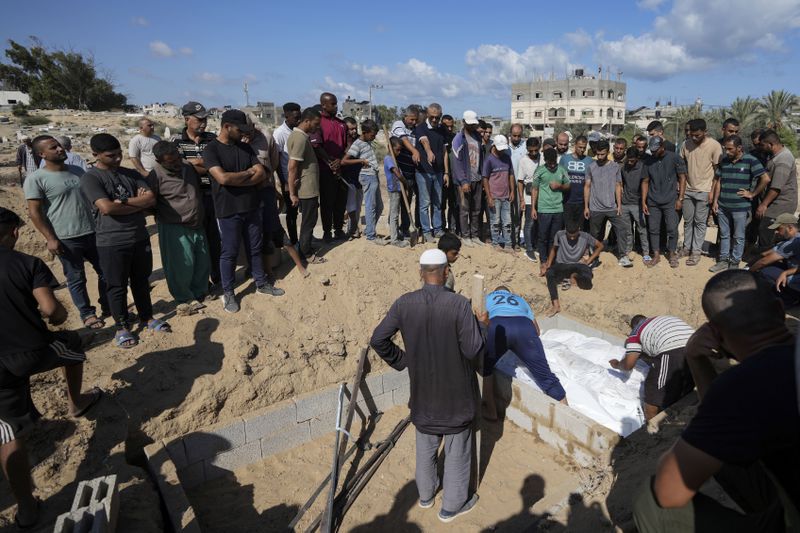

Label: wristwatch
[120,196,128,204]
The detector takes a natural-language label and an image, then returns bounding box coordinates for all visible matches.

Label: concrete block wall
[494,314,625,467]
[148,368,411,493]
[53,475,120,533]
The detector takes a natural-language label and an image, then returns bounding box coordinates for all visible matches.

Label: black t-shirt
[415,123,446,173]
[643,151,686,206]
[682,344,800,505]
[202,139,262,218]
[0,246,58,357]
[81,167,151,247]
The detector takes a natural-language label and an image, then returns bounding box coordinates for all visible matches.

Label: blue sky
[3,0,799,117]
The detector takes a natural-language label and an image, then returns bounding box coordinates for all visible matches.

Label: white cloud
[195,72,223,83]
[465,44,573,94]
[132,16,149,26]
[179,47,193,56]
[636,0,666,10]
[149,41,174,57]
[597,34,710,80]
[565,29,593,49]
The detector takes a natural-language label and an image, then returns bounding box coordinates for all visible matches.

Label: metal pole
[324,384,346,533]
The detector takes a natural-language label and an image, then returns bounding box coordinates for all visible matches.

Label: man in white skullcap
[371,249,487,523]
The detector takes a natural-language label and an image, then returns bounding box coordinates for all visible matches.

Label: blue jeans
[415,171,443,235]
[359,173,383,240]
[217,209,266,293]
[717,206,748,262]
[58,233,110,321]
[489,199,512,245]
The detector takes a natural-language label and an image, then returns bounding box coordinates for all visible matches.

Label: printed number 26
[492,294,519,306]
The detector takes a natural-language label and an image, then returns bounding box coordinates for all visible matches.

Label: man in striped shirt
[709,135,770,272]
[609,315,695,420]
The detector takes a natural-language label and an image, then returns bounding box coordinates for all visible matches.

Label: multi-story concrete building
[511,69,626,133]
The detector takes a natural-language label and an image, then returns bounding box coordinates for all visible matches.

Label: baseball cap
[768,213,799,229]
[420,249,448,266]
[220,109,254,134]
[587,131,602,142]
[492,134,510,151]
[462,110,479,125]
[647,136,664,152]
[181,101,209,119]
[0,207,23,227]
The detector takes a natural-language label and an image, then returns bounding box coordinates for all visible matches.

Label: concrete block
[67,475,119,533]
[165,438,188,470]
[143,441,202,532]
[590,428,619,456]
[552,404,592,446]
[177,461,206,490]
[205,440,263,481]
[261,420,311,457]
[392,383,410,407]
[243,402,297,443]
[53,507,96,533]
[356,391,393,415]
[381,368,409,392]
[183,419,246,464]
[517,384,554,426]
[361,373,384,399]
[309,407,340,440]
[571,445,596,467]
[294,385,340,422]
[505,406,533,432]
[536,425,570,455]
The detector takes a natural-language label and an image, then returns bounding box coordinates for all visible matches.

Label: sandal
[14,498,41,530]
[646,255,660,268]
[82,315,105,330]
[685,254,700,266]
[560,279,572,291]
[114,329,138,349]
[70,387,103,419]
[146,318,172,333]
[307,255,327,265]
[189,300,206,312]
[668,254,679,268]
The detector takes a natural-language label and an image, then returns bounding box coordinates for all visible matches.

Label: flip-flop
[14,498,41,530]
[146,318,171,333]
[189,300,206,312]
[70,388,103,419]
[114,330,138,349]
[307,256,327,265]
[82,315,105,330]
[560,280,572,291]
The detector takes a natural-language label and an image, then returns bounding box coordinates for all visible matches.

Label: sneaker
[433,230,445,238]
[222,292,239,313]
[257,283,285,296]
[424,233,436,243]
[618,256,633,268]
[419,496,435,509]
[438,494,479,523]
[727,260,741,270]
[461,237,474,247]
[643,255,652,263]
[391,240,410,248]
[367,238,387,246]
[525,250,538,262]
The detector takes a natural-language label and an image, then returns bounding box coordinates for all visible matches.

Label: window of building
[548,108,558,117]
[570,89,576,97]
[617,111,622,119]
[582,89,594,97]
[535,92,543,98]
[608,90,614,100]
[600,90,604,98]
[553,91,563,99]
[516,110,524,119]
[7,99,16,104]
[534,111,543,118]
[617,93,624,101]
[516,94,523,101]
[582,109,594,118]
[607,108,614,120]
[599,109,603,117]
[569,109,575,117]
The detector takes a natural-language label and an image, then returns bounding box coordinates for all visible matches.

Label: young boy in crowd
[81,133,170,348]
[482,134,516,250]
[437,233,462,291]
[384,137,409,248]
[343,120,382,244]
[531,148,571,264]
[341,117,364,239]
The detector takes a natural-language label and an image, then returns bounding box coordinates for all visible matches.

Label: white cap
[462,110,479,125]
[419,249,448,266]
[492,134,509,151]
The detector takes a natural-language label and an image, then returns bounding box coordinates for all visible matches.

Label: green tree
[0,37,127,111]
[702,107,730,137]
[373,104,399,128]
[758,90,798,129]
[729,96,761,132]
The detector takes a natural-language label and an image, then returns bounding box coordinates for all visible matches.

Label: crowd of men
[1,93,799,528]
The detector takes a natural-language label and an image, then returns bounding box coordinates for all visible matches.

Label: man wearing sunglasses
[415,103,447,241]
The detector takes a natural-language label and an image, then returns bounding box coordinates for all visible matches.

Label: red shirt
[310,112,347,159]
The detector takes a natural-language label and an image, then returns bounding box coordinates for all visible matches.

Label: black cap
[0,207,23,227]
[220,109,253,133]
[181,101,209,118]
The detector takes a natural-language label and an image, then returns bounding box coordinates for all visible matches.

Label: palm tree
[759,90,798,129]
[663,105,701,142]
[729,97,761,131]
[703,107,730,136]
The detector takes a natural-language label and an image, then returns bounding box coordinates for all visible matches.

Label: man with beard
[311,93,348,243]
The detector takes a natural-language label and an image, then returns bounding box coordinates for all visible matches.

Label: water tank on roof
[574,69,584,77]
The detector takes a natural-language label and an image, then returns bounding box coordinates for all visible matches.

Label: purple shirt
[482,152,513,199]
[309,112,347,159]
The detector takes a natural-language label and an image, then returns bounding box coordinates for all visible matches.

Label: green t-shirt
[532,165,570,213]
[23,165,95,240]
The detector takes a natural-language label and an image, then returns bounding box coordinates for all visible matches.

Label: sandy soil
[187,407,606,533]
[0,110,793,531]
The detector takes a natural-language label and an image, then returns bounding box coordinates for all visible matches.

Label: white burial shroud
[494,328,649,437]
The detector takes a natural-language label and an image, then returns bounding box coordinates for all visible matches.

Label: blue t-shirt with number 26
[485,290,534,320]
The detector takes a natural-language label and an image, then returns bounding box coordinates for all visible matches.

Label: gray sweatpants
[415,426,472,512]
[682,190,710,253]
[388,191,402,241]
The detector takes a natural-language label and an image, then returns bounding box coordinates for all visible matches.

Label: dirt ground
[0,111,792,531]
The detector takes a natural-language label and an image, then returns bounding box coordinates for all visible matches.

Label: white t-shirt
[128,134,161,172]
[273,122,292,184]
[517,156,540,206]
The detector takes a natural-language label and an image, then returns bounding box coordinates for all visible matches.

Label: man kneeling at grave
[609,315,695,420]
[633,270,799,532]
[480,287,567,421]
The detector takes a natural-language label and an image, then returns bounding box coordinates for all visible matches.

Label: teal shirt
[23,165,95,240]
[716,154,765,212]
[532,165,570,213]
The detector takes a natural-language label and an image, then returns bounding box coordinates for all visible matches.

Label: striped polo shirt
[625,316,694,357]
[171,130,217,188]
[716,153,765,212]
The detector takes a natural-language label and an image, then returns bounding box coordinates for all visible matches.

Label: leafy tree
[729,96,760,132]
[759,90,798,129]
[0,37,127,111]
[373,104,399,128]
